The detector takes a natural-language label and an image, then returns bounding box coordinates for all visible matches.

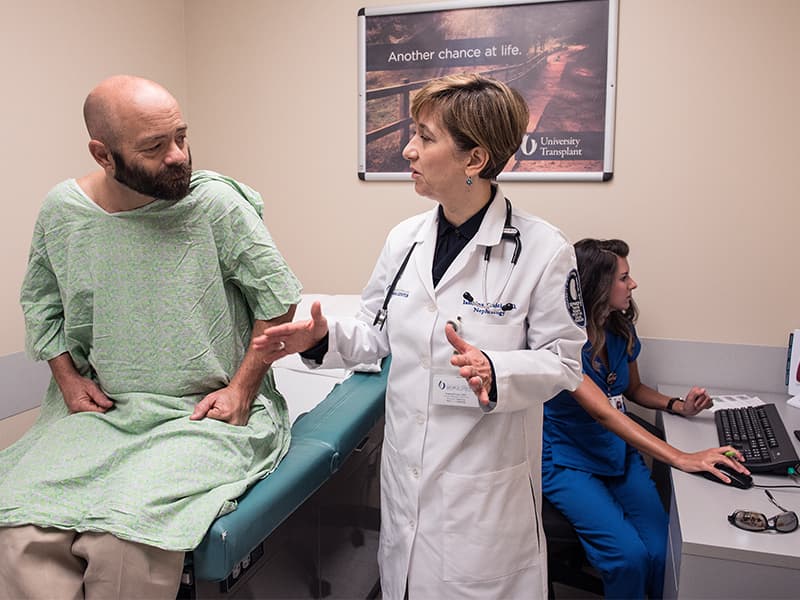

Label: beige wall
[184,0,798,347]
[0,0,188,356]
[0,0,796,357]
[0,0,188,445]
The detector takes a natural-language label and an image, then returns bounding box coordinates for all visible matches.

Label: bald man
[0,76,302,598]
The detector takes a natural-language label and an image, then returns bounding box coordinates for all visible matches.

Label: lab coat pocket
[459,318,526,352]
[379,437,407,548]
[441,461,538,582]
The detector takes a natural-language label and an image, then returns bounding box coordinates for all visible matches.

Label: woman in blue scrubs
[541,238,748,599]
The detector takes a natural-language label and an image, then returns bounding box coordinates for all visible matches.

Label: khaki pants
[0,525,184,600]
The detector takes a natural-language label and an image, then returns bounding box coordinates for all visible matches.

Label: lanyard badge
[608,394,626,412]
[431,368,479,408]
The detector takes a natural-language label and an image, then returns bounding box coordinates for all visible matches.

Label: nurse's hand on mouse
[675,446,749,483]
[445,322,492,406]
[252,301,329,361]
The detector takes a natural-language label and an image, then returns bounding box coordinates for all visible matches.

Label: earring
[466,176,473,186]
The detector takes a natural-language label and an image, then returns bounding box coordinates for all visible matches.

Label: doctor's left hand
[252,301,329,359]
[445,323,492,406]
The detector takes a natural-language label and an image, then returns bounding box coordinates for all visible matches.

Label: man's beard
[112,148,193,201]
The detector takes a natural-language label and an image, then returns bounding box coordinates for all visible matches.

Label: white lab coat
[315,187,585,599]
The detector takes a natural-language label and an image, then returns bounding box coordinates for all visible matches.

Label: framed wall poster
[358,0,619,181]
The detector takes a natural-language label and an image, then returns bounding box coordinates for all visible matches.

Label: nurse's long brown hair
[574,238,638,367]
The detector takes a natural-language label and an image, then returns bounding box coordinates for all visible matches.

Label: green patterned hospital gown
[0,170,301,551]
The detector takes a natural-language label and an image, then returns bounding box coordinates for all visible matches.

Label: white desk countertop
[658,385,800,570]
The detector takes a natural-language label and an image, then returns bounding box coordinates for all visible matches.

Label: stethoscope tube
[374,198,520,330]
[483,198,521,264]
[373,241,418,330]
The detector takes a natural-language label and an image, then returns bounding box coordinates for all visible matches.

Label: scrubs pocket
[441,461,538,583]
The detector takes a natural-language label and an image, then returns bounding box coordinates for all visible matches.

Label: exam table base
[179,420,383,599]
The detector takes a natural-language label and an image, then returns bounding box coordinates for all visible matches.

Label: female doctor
[253,74,586,599]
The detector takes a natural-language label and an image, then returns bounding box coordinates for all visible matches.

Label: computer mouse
[697,463,753,489]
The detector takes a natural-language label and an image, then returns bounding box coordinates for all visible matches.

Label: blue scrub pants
[542,447,668,599]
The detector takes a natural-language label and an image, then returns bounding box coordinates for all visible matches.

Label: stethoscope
[373,198,521,330]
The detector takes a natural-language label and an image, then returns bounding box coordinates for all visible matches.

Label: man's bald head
[83,75,191,202]
[83,75,179,147]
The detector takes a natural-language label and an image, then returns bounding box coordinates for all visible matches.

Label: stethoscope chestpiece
[446,316,462,333]
[373,308,388,330]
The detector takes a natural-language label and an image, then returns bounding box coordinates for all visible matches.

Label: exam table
[182,295,388,598]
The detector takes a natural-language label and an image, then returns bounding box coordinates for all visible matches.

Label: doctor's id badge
[431,368,479,408]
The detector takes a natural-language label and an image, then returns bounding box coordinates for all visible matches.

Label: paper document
[709,394,764,412]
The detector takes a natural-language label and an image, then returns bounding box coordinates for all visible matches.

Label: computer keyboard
[714,403,800,474]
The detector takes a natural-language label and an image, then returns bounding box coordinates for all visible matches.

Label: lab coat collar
[415,184,508,293]
[472,184,508,249]
[413,208,437,244]
[411,183,507,245]
[410,209,438,301]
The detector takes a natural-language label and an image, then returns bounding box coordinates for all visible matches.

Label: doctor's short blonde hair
[410,73,529,180]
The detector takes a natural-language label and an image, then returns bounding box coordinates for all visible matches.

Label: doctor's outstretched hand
[251,301,329,361]
[445,322,492,406]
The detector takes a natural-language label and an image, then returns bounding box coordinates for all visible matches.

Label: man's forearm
[229,310,296,404]
[229,321,272,404]
[48,352,81,389]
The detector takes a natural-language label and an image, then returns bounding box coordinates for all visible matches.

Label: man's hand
[190,386,251,426]
[191,309,298,427]
[48,353,113,414]
[60,375,114,414]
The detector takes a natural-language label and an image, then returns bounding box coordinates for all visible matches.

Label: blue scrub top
[543,325,641,476]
